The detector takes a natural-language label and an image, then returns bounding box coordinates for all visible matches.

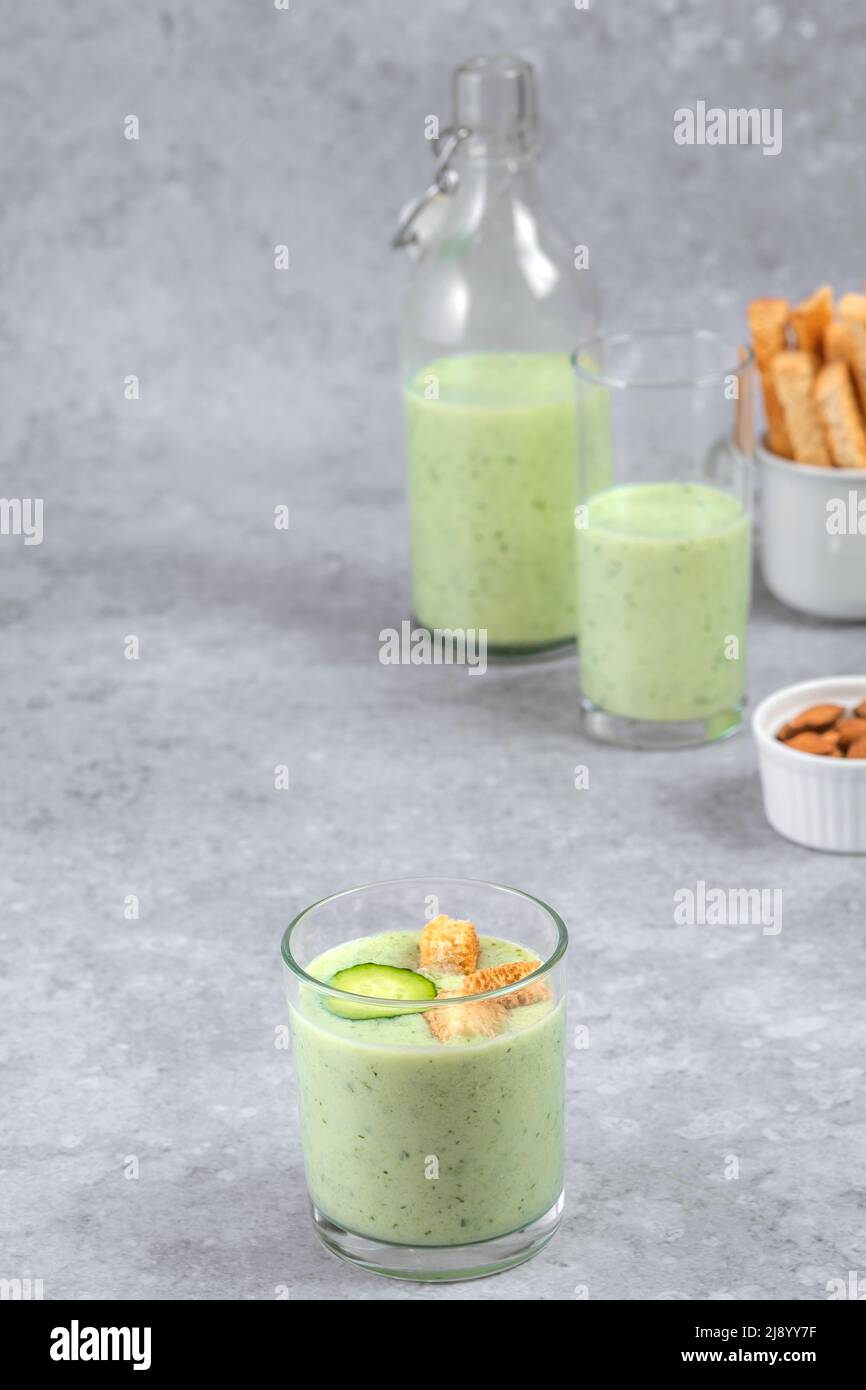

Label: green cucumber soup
[578,481,751,722]
[290,930,564,1246]
[405,352,577,651]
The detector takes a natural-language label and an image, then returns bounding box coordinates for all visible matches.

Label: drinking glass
[281,877,568,1281]
[573,329,754,748]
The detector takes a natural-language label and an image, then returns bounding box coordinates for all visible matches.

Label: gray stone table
[1,0,864,1301]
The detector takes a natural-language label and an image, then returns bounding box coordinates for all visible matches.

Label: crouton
[459,958,551,1009]
[510,980,553,1008]
[419,915,479,974]
[424,992,506,1041]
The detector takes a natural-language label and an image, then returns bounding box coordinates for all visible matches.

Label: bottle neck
[450,55,540,164]
[444,145,542,232]
[457,140,538,171]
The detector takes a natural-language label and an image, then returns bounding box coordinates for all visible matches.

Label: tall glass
[573,330,754,748]
[281,877,568,1281]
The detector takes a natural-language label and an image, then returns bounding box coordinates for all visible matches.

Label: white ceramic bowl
[757,442,866,620]
[752,675,866,852]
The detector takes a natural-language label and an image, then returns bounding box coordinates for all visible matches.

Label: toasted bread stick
[838,292,866,329]
[815,360,866,468]
[769,351,830,465]
[748,297,791,456]
[419,915,479,974]
[824,318,866,420]
[790,284,834,356]
[824,321,848,364]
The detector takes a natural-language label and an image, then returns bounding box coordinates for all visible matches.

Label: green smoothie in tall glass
[578,481,751,723]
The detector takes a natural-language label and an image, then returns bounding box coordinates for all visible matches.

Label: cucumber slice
[325,963,437,1020]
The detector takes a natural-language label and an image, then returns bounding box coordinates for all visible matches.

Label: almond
[785,731,838,755]
[846,736,866,759]
[788,703,845,732]
[855,699,866,720]
[835,717,866,748]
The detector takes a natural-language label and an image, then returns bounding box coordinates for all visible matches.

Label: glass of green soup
[281,877,568,1281]
[573,330,755,748]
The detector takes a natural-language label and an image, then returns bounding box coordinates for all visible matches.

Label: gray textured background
[2,0,865,1302]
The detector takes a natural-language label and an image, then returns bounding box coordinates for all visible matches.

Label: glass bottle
[397,55,599,656]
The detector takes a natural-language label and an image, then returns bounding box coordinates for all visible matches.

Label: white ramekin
[752,676,866,852]
[757,442,866,620]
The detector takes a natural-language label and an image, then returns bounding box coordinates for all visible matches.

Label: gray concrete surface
[1,0,864,1301]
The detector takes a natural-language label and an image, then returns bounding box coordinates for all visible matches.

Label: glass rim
[572,328,754,391]
[281,876,568,1009]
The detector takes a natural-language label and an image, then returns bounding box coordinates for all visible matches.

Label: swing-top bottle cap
[452,54,540,158]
